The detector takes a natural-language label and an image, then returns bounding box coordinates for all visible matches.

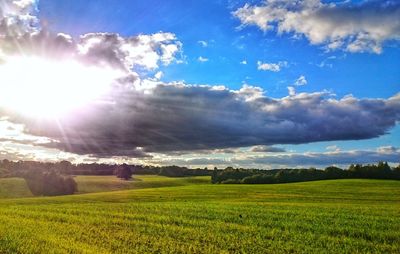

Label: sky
[0,0,399,169]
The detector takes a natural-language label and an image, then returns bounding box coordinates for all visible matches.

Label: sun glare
[0,56,122,118]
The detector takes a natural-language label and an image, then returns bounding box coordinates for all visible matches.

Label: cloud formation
[0,0,39,37]
[5,83,399,157]
[0,1,182,71]
[294,75,307,86]
[0,0,399,164]
[198,40,208,47]
[232,147,400,167]
[250,145,286,153]
[257,61,287,72]
[198,56,209,62]
[233,0,400,53]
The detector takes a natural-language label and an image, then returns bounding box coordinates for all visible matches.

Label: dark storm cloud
[7,83,399,157]
[1,0,400,159]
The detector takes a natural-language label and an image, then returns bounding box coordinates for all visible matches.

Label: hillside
[0,175,210,198]
[0,178,399,253]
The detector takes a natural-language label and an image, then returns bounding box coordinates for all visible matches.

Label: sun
[0,56,122,119]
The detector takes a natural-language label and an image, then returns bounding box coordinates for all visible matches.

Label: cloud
[154,71,163,80]
[3,82,399,157]
[240,60,247,65]
[1,0,399,161]
[0,0,39,37]
[151,157,228,167]
[233,0,400,53]
[198,56,209,62]
[146,146,400,169]
[326,145,340,152]
[287,76,307,96]
[78,32,181,71]
[232,147,400,167]
[250,146,286,153]
[0,1,182,72]
[257,61,287,72]
[198,40,208,47]
[294,75,307,86]
[287,86,296,96]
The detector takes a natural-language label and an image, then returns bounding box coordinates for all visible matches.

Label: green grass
[75,175,210,193]
[0,178,399,253]
[0,175,210,198]
[0,178,32,198]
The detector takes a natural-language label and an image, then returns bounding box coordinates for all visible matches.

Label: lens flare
[0,56,122,119]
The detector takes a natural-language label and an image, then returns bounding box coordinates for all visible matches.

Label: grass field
[0,178,32,199]
[0,176,399,253]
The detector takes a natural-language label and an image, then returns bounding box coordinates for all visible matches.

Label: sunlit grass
[0,178,399,253]
[0,178,32,198]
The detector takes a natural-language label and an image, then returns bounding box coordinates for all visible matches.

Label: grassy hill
[75,175,210,194]
[0,178,399,253]
[0,178,32,199]
[0,175,210,198]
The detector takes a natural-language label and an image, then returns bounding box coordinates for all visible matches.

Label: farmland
[0,176,399,253]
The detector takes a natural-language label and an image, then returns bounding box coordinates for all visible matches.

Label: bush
[241,174,275,184]
[0,168,10,178]
[114,165,133,180]
[221,179,241,184]
[23,170,77,196]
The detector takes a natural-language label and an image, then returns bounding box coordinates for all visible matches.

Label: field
[0,176,399,253]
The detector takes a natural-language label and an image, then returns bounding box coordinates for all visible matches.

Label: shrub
[114,165,133,180]
[0,168,10,178]
[221,179,241,184]
[241,174,275,184]
[23,170,77,196]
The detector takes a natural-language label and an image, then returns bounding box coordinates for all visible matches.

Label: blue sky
[38,0,399,96]
[0,0,399,168]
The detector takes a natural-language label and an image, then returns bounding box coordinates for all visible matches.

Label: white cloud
[198,56,209,62]
[154,71,163,80]
[326,145,340,152]
[240,60,247,65]
[287,86,296,96]
[198,40,208,47]
[0,0,39,36]
[231,147,400,168]
[294,75,307,86]
[233,1,400,53]
[257,61,287,72]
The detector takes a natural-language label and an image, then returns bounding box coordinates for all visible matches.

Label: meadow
[0,176,399,253]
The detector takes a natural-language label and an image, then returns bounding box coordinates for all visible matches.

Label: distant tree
[241,174,275,184]
[393,164,400,179]
[0,167,10,178]
[58,160,72,175]
[325,166,344,179]
[114,164,133,180]
[159,165,186,177]
[211,167,218,184]
[23,170,77,196]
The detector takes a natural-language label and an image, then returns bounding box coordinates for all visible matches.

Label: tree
[115,164,133,180]
[23,170,77,196]
[58,160,72,174]
[325,166,344,179]
[211,167,218,184]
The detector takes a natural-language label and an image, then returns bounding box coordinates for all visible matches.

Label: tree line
[0,160,211,177]
[0,160,210,196]
[1,160,399,195]
[211,162,400,184]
